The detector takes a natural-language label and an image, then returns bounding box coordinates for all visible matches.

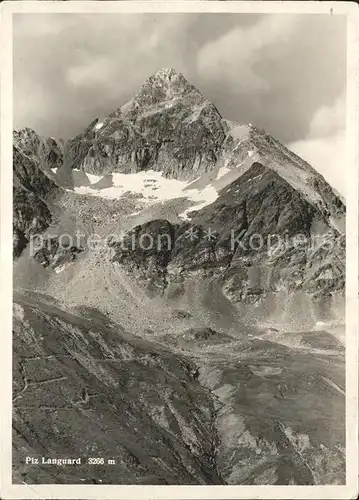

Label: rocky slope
[216,122,345,225]
[26,69,344,324]
[13,127,81,258]
[13,291,345,485]
[13,142,61,257]
[14,127,75,188]
[13,291,222,485]
[110,162,345,327]
[13,128,64,182]
[197,333,345,485]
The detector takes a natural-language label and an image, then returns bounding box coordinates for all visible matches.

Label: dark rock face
[67,69,227,180]
[110,220,176,295]
[13,145,61,258]
[32,237,83,271]
[216,123,345,224]
[173,327,233,348]
[134,68,198,106]
[191,163,345,303]
[66,119,99,175]
[13,128,64,180]
[193,162,317,246]
[14,128,75,189]
[111,163,345,311]
[13,292,222,485]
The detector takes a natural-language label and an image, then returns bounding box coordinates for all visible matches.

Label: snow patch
[329,215,345,234]
[85,172,103,185]
[314,321,327,330]
[179,185,218,220]
[72,169,219,218]
[216,166,230,180]
[129,209,142,217]
[54,264,66,274]
[13,303,25,321]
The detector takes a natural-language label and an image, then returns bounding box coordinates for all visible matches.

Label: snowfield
[54,168,219,219]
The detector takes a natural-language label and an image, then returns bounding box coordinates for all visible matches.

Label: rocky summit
[12,69,346,486]
[67,68,227,179]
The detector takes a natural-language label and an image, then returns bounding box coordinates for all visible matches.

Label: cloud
[288,91,346,197]
[66,57,115,88]
[13,13,346,149]
[13,13,198,137]
[308,92,345,137]
[64,15,179,90]
[197,15,300,93]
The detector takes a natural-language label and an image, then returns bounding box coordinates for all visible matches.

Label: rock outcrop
[217,122,345,224]
[13,128,64,180]
[13,145,61,257]
[32,236,83,272]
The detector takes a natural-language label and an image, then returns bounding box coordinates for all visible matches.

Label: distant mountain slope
[64,69,345,232]
[13,68,345,326]
[110,162,345,326]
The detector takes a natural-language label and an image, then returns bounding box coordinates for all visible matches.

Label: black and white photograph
[1,1,358,498]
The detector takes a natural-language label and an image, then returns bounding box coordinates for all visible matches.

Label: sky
[13,13,346,195]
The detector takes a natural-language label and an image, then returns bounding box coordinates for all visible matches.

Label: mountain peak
[152,67,181,80]
[147,67,189,86]
[134,67,199,106]
[13,127,37,143]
